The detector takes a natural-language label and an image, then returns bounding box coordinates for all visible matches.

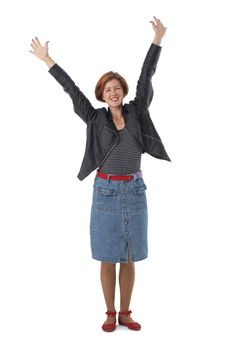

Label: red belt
[97,172,133,181]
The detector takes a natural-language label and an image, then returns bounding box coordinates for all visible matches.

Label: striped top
[99,127,143,175]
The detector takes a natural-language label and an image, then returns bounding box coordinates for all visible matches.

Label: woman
[30,16,170,332]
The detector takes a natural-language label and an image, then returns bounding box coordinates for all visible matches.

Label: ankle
[106,310,117,317]
[119,310,131,316]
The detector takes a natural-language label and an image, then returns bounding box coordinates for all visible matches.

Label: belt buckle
[107,173,113,181]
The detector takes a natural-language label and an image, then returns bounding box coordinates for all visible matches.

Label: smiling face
[102,79,125,109]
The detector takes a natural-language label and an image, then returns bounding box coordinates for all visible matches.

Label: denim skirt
[90,175,148,263]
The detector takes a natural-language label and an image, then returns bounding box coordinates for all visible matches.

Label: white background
[0,0,233,349]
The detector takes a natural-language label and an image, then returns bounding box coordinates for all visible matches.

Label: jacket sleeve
[133,43,162,110]
[49,64,96,123]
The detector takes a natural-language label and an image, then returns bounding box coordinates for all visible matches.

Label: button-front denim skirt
[90,176,148,263]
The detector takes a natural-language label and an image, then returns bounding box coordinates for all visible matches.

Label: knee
[120,261,134,270]
[101,262,116,272]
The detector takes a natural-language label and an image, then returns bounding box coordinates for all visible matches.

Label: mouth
[110,97,119,102]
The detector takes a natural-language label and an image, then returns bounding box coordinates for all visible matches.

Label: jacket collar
[105,108,118,132]
[105,104,139,136]
[105,105,128,132]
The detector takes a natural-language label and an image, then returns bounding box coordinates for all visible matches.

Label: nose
[110,90,117,96]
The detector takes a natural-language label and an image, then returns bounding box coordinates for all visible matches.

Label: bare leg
[100,262,116,324]
[119,257,136,323]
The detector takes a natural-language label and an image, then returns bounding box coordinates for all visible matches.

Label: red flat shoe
[118,310,141,331]
[102,311,117,332]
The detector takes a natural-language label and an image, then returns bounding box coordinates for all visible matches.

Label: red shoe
[118,310,141,331]
[102,311,117,332]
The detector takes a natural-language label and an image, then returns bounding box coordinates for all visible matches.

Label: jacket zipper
[98,126,119,168]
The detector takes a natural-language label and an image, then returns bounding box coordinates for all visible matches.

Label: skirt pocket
[131,181,147,213]
[96,186,118,213]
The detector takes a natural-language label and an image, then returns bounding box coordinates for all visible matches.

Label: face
[102,79,124,108]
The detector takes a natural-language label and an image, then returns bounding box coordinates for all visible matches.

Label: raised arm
[29,37,96,123]
[133,17,167,110]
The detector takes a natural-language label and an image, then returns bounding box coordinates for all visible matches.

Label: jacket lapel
[123,104,144,146]
[104,105,143,147]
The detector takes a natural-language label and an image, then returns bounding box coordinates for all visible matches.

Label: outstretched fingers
[29,37,50,60]
[153,16,160,22]
[35,37,41,46]
[150,16,167,36]
[30,37,39,54]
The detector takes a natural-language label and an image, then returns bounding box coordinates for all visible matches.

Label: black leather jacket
[49,43,171,180]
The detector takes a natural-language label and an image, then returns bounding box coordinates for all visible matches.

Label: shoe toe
[127,322,141,331]
[102,323,116,332]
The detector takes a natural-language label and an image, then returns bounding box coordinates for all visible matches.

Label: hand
[150,17,167,45]
[30,37,50,61]
[30,37,55,68]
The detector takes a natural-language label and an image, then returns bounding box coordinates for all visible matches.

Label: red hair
[95,71,129,102]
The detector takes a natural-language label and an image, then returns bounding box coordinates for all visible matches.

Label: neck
[109,105,123,119]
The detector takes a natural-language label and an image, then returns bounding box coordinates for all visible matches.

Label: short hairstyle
[95,71,129,102]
